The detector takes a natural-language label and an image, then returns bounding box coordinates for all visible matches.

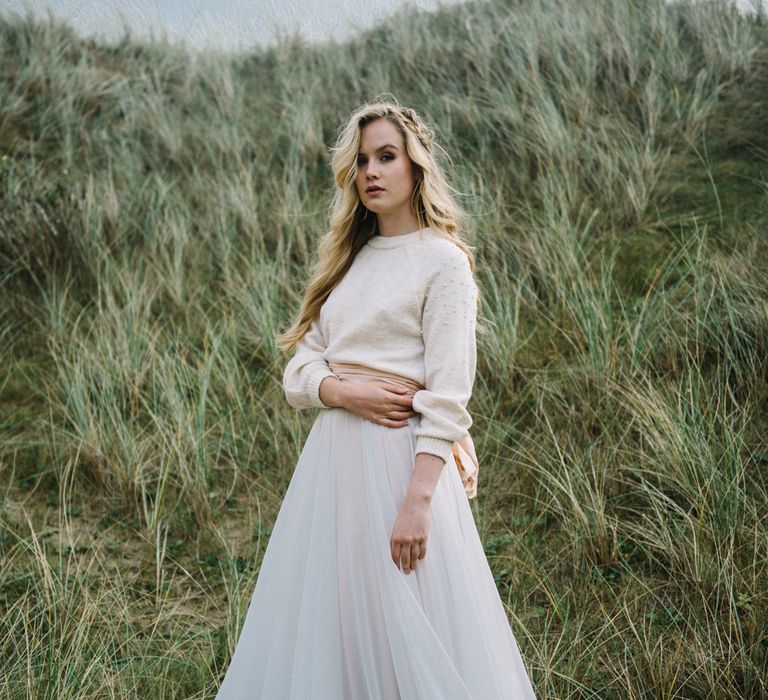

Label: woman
[215,99,537,699]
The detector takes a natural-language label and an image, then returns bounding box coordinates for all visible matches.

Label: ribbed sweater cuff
[306,367,336,408]
[415,436,454,464]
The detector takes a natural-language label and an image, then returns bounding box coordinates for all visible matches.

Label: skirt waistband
[328,361,424,394]
[327,361,480,499]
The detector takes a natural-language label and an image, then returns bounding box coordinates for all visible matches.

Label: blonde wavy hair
[277,97,480,352]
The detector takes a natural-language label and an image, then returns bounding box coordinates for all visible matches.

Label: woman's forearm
[405,452,445,505]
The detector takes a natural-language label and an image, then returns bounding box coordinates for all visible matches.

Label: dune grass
[0,0,767,697]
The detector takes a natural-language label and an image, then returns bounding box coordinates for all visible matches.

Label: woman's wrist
[405,452,445,505]
[319,375,347,408]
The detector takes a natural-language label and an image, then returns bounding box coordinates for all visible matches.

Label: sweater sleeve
[411,246,478,464]
[282,316,337,409]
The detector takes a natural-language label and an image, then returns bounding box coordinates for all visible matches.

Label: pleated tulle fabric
[215,406,537,699]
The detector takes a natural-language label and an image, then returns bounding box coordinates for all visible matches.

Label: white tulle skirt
[215,405,537,699]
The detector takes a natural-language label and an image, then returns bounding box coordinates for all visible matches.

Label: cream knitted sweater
[282,227,478,464]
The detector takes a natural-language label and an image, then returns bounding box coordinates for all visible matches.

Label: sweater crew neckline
[366,227,432,249]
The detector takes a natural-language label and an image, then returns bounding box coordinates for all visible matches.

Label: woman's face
[355,118,416,220]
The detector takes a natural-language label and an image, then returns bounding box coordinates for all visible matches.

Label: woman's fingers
[400,542,411,573]
[391,395,416,409]
[378,416,409,428]
[407,542,421,573]
[387,408,417,420]
[378,384,415,406]
[390,541,401,568]
[388,405,415,418]
[391,540,424,574]
[377,410,417,427]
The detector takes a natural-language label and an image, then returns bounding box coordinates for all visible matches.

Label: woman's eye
[357,154,393,165]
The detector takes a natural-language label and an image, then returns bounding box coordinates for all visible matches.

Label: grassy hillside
[1,0,767,697]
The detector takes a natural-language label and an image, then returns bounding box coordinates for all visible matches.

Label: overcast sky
[1,0,764,54]
[0,0,470,53]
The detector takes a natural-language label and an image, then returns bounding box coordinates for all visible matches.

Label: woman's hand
[390,452,445,574]
[390,493,430,575]
[320,377,416,427]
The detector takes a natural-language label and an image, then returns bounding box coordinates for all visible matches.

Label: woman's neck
[376,213,422,237]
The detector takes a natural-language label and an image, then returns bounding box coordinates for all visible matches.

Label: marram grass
[1,0,767,697]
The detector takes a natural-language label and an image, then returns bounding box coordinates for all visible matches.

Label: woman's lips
[367,187,384,196]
